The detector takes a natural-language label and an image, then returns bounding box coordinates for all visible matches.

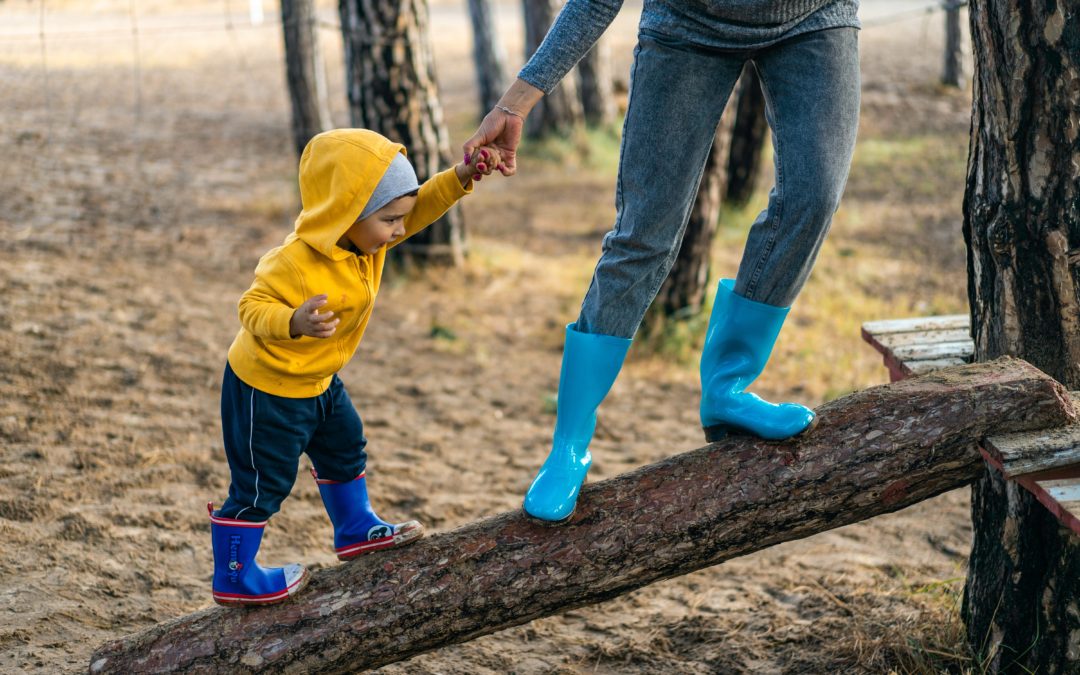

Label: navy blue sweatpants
[217,363,368,522]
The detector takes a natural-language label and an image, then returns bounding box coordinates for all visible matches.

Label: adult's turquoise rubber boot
[523,323,632,522]
[699,279,816,442]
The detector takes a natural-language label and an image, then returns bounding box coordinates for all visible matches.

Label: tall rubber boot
[523,323,632,522]
[209,503,308,606]
[312,470,424,560]
[700,279,816,441]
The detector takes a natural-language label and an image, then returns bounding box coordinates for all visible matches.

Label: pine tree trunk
[522,0,583,138]
[961,0,1080,671]
[467,0,507,117]
[942,3,965,88]
[725,64,768,207]
[339,0,465,265]
[281,0,331,157]
[577,38,616,127]
[89,359,1074,674]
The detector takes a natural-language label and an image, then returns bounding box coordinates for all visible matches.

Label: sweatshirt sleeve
[392,167,473,247]
[518,0,624,94]
[237,250,303,341]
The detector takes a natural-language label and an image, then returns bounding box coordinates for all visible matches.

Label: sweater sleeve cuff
[269,305,296,340]
[434,166,472,204]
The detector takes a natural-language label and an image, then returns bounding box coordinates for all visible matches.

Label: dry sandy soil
[0,2,978,673]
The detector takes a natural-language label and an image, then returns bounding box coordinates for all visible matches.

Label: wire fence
[0,0,968,247]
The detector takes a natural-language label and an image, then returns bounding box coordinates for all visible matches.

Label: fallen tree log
[90,357,1076,674]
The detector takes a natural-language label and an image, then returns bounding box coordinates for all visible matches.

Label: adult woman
[465,1,861,522]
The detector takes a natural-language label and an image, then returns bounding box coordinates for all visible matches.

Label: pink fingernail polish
[480,149,489,159]
[477,163,487,171]
[474,174,482,181]
[464,153,471,165]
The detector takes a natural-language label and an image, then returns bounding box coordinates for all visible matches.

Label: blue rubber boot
[208,503,308,606]
[523,323,632,522]
[312,470,424,560]
[700,279,816,442]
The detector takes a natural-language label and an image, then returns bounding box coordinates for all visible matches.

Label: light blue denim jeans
[576,27,861,338]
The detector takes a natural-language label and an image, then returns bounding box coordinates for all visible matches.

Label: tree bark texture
[725,63,769,207]
[282,0,332,158]
[962,1,1080,671]
[467,0,507,117]
[522,0,583,138]
[648,111,735,326]
[339,0,465,265]
[89,358,1075,674]
[576,38,616,127]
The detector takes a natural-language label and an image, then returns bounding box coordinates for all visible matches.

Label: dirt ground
[0,2,978,673]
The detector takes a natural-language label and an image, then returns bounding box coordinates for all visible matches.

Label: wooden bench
[861,314,1080,536]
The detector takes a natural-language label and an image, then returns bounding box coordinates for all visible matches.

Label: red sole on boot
[337,522,424,560]
[213,568,310,607]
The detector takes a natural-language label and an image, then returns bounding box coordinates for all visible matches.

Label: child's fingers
[303,294,329,310]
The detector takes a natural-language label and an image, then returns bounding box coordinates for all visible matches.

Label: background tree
[942,0,965,88]
[522,0,582,138]
[339,0,465,265]
[576,38,616,127]
[281,0,332,157]
[725,64,768,207]
[466,0,507,117]
[961,0,1080,670]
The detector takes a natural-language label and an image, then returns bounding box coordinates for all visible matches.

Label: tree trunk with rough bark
[89,359,1075,674]
[281,0,332,157]
[339,0,465,265]
[576,38,616,126]
[467,0,507,117]
[522,0,583,138]
[725,64,769,207]
[961,0,1080,671]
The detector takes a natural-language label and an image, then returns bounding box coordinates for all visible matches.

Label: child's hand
[455,146,503,187]
[289,294,339,339]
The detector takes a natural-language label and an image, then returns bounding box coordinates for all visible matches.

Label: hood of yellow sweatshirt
[293,129,406,261]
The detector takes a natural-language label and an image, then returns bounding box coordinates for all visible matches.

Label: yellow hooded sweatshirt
[227,129,471,398]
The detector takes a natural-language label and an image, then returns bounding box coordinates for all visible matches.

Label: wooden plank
[874,327,973,350]
[979,450,1080,537]
[904,357,969,376]
[984,392,1080,479]
[1033,478,1080,537]
[892,340,975,361]
[861,314,970,336]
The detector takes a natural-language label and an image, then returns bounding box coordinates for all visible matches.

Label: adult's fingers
[462,111,501,157]
[498,151,517,176]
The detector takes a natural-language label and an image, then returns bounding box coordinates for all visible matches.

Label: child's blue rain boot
[208,503,308,606]
[523,323,632,522]
[700,279,816,442]
[312,470,424,560]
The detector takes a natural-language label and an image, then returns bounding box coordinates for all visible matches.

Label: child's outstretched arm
[389,146,503,249]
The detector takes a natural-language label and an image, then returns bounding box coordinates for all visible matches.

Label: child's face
[342,194,417,255]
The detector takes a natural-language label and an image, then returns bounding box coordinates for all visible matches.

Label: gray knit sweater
[519,0,860,94]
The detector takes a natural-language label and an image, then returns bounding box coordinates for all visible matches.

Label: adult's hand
[462,78,544,177]
[463,109,523,176]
